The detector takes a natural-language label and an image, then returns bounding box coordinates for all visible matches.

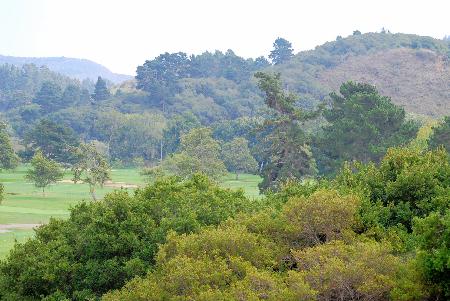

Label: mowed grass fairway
[0,166,261,258]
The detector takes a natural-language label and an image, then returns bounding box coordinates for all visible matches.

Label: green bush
[0,174,256,300]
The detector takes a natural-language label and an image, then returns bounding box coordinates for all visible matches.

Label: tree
[162,112,201,156]
[25,151,63,195]
[429,116,450,154]
[221,137,257,179]
[269,37,294,65]
[291,240,411,301]
[33,81,63,113]
[283,189,360,246]
[0,175,255,300]
[136,52,190,109]
[24,119,80,164]
[336,147,450,230]
[71,143,111,201]
[314,81,419,175]
[0,183,4,205]
[155,127,227,180]
[413,210,450,299]
[254,72,320,191]
[0,122,19,170]
[92,76,110,101]
[61,84,81,106]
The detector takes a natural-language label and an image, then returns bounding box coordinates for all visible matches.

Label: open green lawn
[0,166,261,259]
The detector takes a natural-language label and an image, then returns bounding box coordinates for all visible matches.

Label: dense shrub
[336,147,450,230]
[0,174,256,300]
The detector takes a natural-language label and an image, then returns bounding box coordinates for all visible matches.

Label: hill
[275,32,450,117]
[317,48,450,117]
[0,55,132,83]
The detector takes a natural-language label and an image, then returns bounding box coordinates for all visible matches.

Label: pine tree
[92,76,110,101]
[269,37,294,65]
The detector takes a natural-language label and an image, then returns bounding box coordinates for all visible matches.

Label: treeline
[0,145,448,300]
[0,32,449,169]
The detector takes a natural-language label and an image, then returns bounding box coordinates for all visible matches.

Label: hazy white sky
[1,0,449,75]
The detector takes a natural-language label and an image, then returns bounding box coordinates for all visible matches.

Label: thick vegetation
[0,30,449,301]
[102,147,448,301]
[0,175,258,300]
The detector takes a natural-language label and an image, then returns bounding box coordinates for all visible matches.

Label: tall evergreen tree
[254,72,320,190]
[314,81,419,175]
[33,81,63,113]
[0,122,19,170]
[92,76,110,101]
[429,116,450,154]
[24,119,80,164]
[269,37,294,65]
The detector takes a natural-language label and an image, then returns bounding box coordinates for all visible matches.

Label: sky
[1,0,449,75]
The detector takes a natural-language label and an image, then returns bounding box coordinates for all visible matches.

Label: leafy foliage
[336,147,450,230]
[269,37,294,65]
[154,127,227,180]
[0,174,255,300]
[23,119,80,164]
[0,122,19,170]
[221,137,257,179]
[92,76,110,102]
[314,81,419,175]
[413,210,450,298]
[25,150,64,194]
[254,72,319,190]
[71,143,111,201]
[429,116,450,154]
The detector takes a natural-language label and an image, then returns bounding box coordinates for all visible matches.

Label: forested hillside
[275,32,450,116]
[0,31,448,168]
[0,55,132,83]
[0,29,449,301]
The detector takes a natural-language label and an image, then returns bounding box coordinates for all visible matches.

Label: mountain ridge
[0,55,132,84]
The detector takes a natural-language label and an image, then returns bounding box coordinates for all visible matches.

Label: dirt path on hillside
[0,224,42,233]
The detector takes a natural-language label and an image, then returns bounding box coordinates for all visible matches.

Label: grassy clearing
[0,229,35,258]
[0,166,261,259]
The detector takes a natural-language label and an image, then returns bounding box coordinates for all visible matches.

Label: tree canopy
[0,122,19,170]
[153,127,227,180]
[24,119,80,164]
[221,137,257,179]
[429,116,450,154]
[314,81,419,175]
[25,150,64,195]
[0,174,257,300]
[92,76,110,102]
[269,37,294,65]
[254,72,319,190]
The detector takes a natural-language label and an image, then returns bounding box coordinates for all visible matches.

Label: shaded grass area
[0,229,35,258]
[220,173,262,199]
[0,166,261,259]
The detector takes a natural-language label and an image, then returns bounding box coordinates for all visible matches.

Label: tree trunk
[42,187,45,197]
[90,185,97,201]
[235,172,239,180]
[160,139,163,162]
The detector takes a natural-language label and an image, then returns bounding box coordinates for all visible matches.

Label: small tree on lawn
[71,143,111,201]
[26,151,63,196]
[0,122,19,170]
[222,137,257,179]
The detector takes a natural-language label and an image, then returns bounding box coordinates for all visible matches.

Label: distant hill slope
[0,55,132,84]
[274,32,450,117]
[318,48,450,117]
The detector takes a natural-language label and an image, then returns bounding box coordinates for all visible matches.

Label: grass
[0,166,261,259]
[0,229,35,258]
